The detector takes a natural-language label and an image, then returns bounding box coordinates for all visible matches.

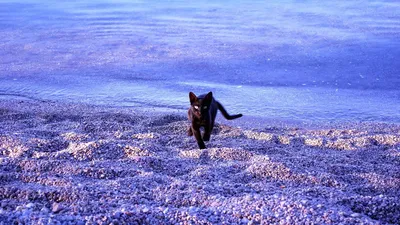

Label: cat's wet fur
[188,91,242,149]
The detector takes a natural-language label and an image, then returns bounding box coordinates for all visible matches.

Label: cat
[188,91,242,149]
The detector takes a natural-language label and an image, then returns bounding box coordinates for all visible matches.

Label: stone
[52,203,64,213]
[163,208,169,214]
[26,203,35,208]
[241,218,249,224]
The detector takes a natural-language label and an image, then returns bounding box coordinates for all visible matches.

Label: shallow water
[1,0,400,124]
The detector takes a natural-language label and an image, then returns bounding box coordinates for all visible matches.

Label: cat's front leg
[203,124,211,141]
[192,126,206,149]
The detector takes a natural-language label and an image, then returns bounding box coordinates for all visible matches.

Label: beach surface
[0,99,399,224]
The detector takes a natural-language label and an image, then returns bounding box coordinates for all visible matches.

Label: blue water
[1,0,400,124]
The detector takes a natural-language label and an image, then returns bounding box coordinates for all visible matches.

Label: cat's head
[189,91,212,119]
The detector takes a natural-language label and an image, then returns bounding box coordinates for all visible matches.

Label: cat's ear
[189,92,197,104]
[204,91,213,102]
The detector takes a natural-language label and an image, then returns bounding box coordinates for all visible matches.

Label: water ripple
[1,0,400,123]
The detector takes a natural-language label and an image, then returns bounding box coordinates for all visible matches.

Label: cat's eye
[194,106,199,110]
[203,106,208,109]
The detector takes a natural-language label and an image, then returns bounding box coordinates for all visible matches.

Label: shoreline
[2,93,399,130]
[1,98,399,224]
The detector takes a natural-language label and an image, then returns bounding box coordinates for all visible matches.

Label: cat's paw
[198,141,206,149]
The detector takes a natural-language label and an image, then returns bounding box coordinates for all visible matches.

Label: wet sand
[0,99,399,224]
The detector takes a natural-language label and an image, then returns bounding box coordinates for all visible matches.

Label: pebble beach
[0,99,399,224]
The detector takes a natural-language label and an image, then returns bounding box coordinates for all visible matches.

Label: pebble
[165,197,172,204]
[241,218,249,224]
[41,207,50,213]
[52,203,64,213]
[26,203,35,208]
[113,211,122,219]
[163,208,169,214]
[300,200,308,205]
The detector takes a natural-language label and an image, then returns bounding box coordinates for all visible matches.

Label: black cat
[188,92,242,149]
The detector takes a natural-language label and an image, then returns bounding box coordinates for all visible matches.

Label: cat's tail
[216,101,243,120]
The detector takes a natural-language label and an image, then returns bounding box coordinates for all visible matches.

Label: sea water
[1,0,399,124]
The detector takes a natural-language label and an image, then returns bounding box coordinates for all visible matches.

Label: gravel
[0,99,399,224]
